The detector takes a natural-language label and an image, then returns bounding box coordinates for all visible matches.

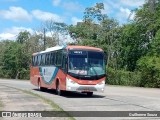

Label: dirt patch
[0,85,71,120]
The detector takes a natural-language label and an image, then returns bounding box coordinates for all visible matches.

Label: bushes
[0,68,30,80]
[137,56,160,88]
[106,55,160,88]
[0,41,31,80]
[18,69,30,80]
[106,67,141,87]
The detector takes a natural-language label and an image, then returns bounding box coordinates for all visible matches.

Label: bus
[30,45,106,96]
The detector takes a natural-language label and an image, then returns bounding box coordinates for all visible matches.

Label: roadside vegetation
[23,90,74,119]
[0,0,159,88]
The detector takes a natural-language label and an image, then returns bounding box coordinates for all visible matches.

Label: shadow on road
[33,89,105,98]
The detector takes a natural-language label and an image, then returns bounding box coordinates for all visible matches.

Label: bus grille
[77,87,97,91]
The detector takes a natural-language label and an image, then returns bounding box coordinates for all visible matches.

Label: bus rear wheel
[87,92,93,97]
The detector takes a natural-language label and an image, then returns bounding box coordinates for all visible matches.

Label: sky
[0,0,145,40]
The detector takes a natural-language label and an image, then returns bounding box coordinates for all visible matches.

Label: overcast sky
[0,0,145,40]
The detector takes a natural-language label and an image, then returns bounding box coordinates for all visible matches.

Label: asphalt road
[0,79,160,120]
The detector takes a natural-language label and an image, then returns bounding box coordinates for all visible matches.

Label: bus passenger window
[42,54,45,65]
[32,56,34,66]
[56,51,62,66]
[50,52,55,65]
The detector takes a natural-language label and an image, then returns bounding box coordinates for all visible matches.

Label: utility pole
[44,28,46,50]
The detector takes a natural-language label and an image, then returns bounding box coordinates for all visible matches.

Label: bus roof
[67,45,103,52]
[32,45,103,56]
[32,46,64,55]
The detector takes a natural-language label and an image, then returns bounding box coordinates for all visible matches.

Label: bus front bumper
[66,78,105,92]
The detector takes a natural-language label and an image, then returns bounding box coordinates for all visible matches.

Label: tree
[2,42,30,79]
[17,31,30,44]
[84,3,105,22]
[118,23,148,71]
[44,20,68,45]
[69,3,120,69]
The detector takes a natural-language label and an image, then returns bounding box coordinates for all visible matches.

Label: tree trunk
[16,71,20,79]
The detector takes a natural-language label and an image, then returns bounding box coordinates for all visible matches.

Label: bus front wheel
[38,81,46,91]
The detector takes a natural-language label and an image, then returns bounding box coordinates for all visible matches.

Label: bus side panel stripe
[39,67,59,84]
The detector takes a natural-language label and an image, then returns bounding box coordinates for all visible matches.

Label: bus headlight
[70,79,76,84]
[98,80,105,85]
[67,78,78,85]
[66,78,79,91]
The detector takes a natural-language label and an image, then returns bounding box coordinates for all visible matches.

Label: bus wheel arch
[38,78,41,91]
[38,78,46,91]
[56,79,62,96]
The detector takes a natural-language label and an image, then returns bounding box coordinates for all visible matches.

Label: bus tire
[56,81,62,96]
[38,81,46,91]
[87,92,93,97]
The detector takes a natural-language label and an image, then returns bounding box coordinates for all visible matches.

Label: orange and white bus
[30,45,106,96]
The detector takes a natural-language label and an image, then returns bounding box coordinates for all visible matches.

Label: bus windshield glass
[68,50,105,79]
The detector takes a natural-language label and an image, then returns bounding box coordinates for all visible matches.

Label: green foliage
[18,68,30,80]
[84,3,105,22]
[137,56,160,88]
[1,42,30,79]
[118,23,149,71]
[107,67,141,86]
[17,31,30,44]
[117,1,160,71]
[150,29,160,55]
[69,1,160,88]
[0,1,160,88]
[0,23,62,80]
[69,3,119,70]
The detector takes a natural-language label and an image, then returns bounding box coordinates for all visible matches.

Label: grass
[22,90,75,119]
[22,90,63,111]
[4,85,75,120]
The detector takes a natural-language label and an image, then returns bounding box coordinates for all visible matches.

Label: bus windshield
[68,50,105,79]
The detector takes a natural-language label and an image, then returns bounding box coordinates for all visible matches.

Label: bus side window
[50,53,52,65]
[55,51,58,65]
[53,52,55,65]
[38,55,41,66]
[50,52,55,65]
[36,55,38,66]
[42,54,45,66]
[55,52,57,65]
[45,54,47,65]
[45,53,48,65]
[32,56,34,66]
[34,56,36,66]
[48,53,51,65]
[45,53,50,65]
[33,56,36,66]
[56,50,62,67]
[34,55,37,66]
[62,50,67,72]
[40,55,43,66]
[37,55,39,66]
